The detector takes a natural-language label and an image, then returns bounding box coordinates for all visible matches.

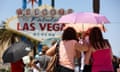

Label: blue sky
[0,0,120,57]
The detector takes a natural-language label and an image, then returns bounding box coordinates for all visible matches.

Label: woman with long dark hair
[46,27,80,72]
[84,27,114,72]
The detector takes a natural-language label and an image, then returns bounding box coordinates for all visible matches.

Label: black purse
[83,64,92,72]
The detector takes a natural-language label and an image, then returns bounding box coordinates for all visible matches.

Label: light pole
[93,0,100,13]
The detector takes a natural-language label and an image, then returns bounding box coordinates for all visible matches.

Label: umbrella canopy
[63,23,105,32]
[2,41,32,63]
[57,12,109,32]
[57,12,110,24]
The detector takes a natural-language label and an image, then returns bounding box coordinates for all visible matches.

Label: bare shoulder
[46,43,57,56]
[88,45,95,52]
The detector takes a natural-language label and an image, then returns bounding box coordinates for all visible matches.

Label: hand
[75,42,88,52]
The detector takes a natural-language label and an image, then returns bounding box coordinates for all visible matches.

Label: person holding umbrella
[10,35,25,72]
[11,59,24,72]
[84,27,114,72]
[46,27,82,72]
[75,31,90,72]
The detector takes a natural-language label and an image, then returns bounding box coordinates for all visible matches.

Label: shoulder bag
[46,41,59,72]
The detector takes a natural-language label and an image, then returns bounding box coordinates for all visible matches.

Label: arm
[105,39,113,60]
[84,47,92,65]
[75,47,80,58]
[46,43,57,56]
[32,60,41,71]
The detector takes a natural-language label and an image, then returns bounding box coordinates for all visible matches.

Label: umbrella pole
[103,25,106,32]
[82,24,84,31]
[82,24,84,37]
[80,24,84,39]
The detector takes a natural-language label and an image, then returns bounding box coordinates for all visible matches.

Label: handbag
[46,41,59,72]
[83,64,91,72]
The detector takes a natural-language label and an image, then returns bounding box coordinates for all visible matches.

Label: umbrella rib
[74,13,77,24]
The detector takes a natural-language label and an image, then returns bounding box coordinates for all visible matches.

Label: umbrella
[57,12,110,24]
[2,41,32,63]
[57,12,110,32]
[63,23,105,32]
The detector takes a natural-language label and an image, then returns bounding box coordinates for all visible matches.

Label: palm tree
[0,21,13,49]
[0,28,13,62]
[93,0,100,13]
[0,21,6,29]
[0,21,7,40]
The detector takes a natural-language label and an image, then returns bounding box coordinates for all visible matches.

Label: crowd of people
[10,27,120,72]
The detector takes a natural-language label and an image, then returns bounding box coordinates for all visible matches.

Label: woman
[84,27,114,72]
[11,59,24,72]
[46,27,80,72]
[10,35,25,72]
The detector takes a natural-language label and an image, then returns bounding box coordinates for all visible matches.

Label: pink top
[92,48,114,72]
[59,40,77,70]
